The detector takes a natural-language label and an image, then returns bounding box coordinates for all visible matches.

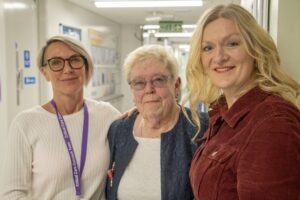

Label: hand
[119,106,137,119]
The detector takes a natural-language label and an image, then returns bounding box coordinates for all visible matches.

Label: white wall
[270,0,300,83]
[120,24,143,112]
[269,0,278,44]
[0,0,7,143]
[1,0,39,135]
[38,0,122,105]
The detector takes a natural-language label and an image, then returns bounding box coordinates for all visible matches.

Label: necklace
[140,119,144,137]
[140,107,181,138]
[139,119,161,138]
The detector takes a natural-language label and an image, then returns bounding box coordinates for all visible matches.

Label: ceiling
[67,0,240,26]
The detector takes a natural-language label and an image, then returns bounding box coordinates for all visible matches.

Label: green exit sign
[159,21,183,32]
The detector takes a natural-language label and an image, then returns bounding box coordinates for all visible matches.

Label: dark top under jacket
[105,108,208,200]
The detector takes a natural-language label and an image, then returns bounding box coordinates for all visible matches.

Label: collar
[209,87,270,128]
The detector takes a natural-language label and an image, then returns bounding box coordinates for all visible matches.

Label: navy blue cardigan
[105,108,208,200]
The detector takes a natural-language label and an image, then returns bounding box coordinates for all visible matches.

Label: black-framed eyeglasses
[44,55,86,72]
[129,75,172,91]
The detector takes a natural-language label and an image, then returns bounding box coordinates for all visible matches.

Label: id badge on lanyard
[51,100,89,196]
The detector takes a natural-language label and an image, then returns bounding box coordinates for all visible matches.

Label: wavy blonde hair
[186,4,300,131]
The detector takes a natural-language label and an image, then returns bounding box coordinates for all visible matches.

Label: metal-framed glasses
[129,75,172,91]
[44,55,85,72]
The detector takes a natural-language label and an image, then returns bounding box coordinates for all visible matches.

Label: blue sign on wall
[24,76,36,85]
[24,50,30,68]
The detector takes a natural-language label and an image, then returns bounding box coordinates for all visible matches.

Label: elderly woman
[187,4,300,200]
[0,35,120,200]
[105,45,208,200]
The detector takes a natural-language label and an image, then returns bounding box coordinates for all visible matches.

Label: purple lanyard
[51,99,89,196]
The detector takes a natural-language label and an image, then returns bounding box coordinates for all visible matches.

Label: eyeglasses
[44,55,86,72]
[129,75,172,91]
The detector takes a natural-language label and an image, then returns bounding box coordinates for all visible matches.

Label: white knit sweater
[0,99,120,200]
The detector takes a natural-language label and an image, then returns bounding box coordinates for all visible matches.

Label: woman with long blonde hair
[187,4,300,200]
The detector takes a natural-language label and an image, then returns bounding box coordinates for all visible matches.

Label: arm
[119,107,137,119]
[237,113,300,200]
[0,119,32,200]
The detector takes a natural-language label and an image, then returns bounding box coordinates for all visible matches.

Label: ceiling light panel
[4,2,27,9]
[143,32,193,38]
[142,24,196,30]
[94,1,203,8]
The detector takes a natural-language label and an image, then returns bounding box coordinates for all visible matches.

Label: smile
[144,100,160,103]
[61,77,78,81]
[214,66,235,73]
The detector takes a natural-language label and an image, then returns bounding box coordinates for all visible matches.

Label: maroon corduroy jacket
[190,87,300,200]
